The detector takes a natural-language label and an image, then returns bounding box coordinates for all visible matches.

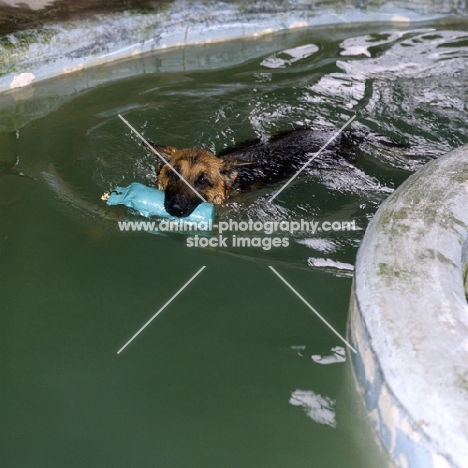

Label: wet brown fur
[149,127,399,217]
[154,145,251,216]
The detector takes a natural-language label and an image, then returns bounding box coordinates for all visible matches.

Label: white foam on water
[289,389,337,428]
[261,43,319,68]
[307,257,354,278]
[296,238,337,253]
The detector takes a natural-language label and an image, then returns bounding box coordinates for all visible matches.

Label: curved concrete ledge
[349,145,468,467]
[2,1,464,133]
[0,0,458,94]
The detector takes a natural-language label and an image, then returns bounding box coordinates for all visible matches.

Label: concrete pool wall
[2,1,468,466]
[349,144,468,468]
[1,0,467,94]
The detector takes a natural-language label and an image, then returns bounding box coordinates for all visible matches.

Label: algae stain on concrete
[456,371,468,394]
[0,28,57,76]
[463,262,468,300]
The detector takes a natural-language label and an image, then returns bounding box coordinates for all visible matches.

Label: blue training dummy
[102,182,216,224]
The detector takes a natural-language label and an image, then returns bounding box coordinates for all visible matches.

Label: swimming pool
[2,17,468,467]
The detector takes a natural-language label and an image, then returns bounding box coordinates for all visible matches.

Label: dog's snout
[164,192,201,218]
[165,200,189,217]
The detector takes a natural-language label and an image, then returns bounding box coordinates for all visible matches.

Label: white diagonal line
[118,114,207,203]
[117,266,206,354]
[268,266,357,353]
[268,114,356,203]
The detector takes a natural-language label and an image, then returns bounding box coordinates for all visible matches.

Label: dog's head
[154,145,246,218]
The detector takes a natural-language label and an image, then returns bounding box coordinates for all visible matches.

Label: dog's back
[217,127,373,192]
[149,125,401,217]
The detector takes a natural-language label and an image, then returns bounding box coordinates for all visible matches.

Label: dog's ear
[143,142,178,162]
[220,158,255,186]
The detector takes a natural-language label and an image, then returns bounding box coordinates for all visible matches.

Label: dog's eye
[195,172,211,189]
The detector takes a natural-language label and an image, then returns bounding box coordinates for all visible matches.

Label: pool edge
[0,0,452,94]
[349,145,468,468]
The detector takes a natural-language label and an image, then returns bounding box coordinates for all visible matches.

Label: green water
[3,18,468,468]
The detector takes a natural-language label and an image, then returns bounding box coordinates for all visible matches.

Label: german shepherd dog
[149,126,396,217]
